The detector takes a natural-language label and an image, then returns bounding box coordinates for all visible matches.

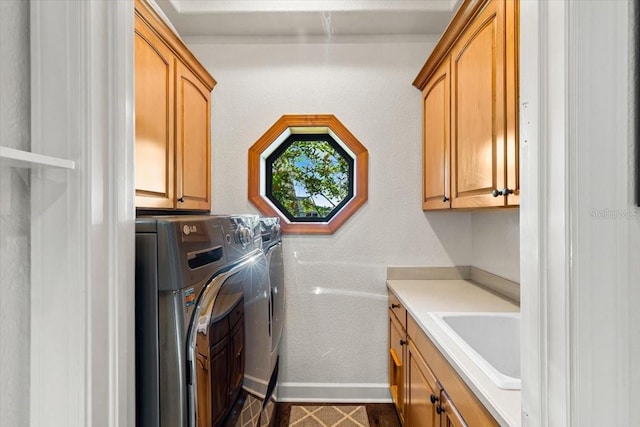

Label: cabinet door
[422,57,451,210]
[407,341,439,427]
[439,391,468,427]
[389,311,405,423]
[450,0,506,208]
[134,16,175,209]
[175,61,211,211]
[504,0,520,207]
[229,320,244,403]
[209,338,230,427]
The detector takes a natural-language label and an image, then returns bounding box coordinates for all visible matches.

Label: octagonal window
[248,115,368,234]
[266,134,354,222]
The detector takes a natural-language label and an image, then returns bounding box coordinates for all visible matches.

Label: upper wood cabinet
[175,62,211,211]
[414,0,519,210]
[422,58,451,210]
[134,16,175,209]
[134,0,215,211]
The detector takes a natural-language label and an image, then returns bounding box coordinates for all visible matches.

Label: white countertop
[387,279,521,427]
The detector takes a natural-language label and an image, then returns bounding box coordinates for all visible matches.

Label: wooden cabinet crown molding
[412,0,491,90]
[135,0,216,91]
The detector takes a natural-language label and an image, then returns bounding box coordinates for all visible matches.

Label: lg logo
[183,225,198,235]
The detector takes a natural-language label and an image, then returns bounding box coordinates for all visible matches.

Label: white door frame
[30,1,135,426]
[520,1,635,426]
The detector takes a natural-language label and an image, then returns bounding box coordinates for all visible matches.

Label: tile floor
[288,405,369,427]
[274,403,400,427]
[230,392,277,427]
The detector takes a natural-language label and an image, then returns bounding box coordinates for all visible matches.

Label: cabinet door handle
[390,303,400,309]
[436,405,444,415]
[430,394,439,404]
[399,339,407,346]
[492,188,514,197]
[442,196,449,202]
[178,196,185,203]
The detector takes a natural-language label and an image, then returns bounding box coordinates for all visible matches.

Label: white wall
[471,211,520,283]
[0,1,31,425]
[188,39,473,400]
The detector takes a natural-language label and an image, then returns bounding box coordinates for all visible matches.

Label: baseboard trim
[277,382,392,403]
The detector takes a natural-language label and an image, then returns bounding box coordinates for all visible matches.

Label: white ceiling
[153,0,463,41]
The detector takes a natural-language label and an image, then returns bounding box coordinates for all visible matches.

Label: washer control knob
[236,225,254,247]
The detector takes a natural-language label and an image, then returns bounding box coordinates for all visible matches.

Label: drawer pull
[389,348,402,368]
[390,303,400,309]
[430,394,439,404]
[399,339,407,346]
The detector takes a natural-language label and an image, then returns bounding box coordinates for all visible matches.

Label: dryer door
[186,250,267,427]
[266,241,284,357]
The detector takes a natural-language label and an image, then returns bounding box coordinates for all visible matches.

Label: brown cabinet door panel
[389,311,405,423]
[450,0,506,208]
[504,0,520,207]
[422,58,451,210]
[134,17,175,209]
[407,342,439,427]
[176,62,211,211]
[439,391,468,427]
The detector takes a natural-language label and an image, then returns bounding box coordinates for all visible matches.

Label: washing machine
[135,214,270,427]
[260,217,284,388]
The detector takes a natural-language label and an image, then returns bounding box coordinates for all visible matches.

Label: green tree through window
[266,134,353,221]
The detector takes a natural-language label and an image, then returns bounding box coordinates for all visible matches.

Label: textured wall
[188,39,473,398]
[471,211,520,282]
[0,0,31,425]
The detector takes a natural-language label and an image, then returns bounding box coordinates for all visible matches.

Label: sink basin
[428,312,520,390]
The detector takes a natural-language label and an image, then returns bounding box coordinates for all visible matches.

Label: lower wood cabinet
[388,293,407,424]
[388,291,498,427]
[407,341,439,427]
[440,391,468,427]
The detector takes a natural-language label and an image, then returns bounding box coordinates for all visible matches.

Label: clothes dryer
[135,214,268,427]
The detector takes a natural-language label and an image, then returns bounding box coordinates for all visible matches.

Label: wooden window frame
[248,115,368,234]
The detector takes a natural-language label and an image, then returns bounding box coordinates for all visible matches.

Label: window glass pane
[267,135,353,221]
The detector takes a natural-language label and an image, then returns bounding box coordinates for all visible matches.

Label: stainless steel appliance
[135,214,268,427]
[260,217,284,395]
[240,217,284,427]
